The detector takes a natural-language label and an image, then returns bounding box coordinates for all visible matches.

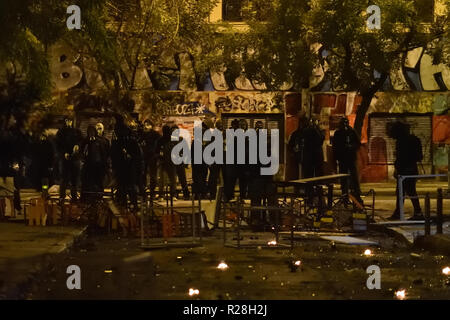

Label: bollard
[327,184,333,210]
[424,193,430,236]
[290,196,294,250]
[192,191,196,240]
[237,198,241,249]
[437,188,443,234]
[223,202,226,246]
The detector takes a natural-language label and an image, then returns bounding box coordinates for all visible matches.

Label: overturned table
[275,174,350,217]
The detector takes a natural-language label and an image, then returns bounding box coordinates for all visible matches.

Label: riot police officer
[81,125,109,202]
[156,125,177,199]
[332,117,362,203]
[56,117,83,202]
[142,120,161,199]
[111,121,142,211]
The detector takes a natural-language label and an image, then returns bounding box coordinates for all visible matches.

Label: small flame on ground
[188,288,200,296]
[217,262,229,270]
[267,240,277,246]
[442,267,450,275]
[395,290,406,300]
[294,260,301,266]
[364,249,373,256]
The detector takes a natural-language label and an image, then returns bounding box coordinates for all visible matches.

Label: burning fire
[188,288,200,296]
[395,290,406,300]
[267,240,277,246]
[442,267,450,275]
[294,260,302,266]
[217,262,229,270]
[364,249,373,256]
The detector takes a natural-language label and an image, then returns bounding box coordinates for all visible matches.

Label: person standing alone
[388,121,423,220]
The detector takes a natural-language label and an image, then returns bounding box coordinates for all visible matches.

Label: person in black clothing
[331,117,362,203]
[388,121,423,220]
[141,120,161,199]
[81,125,109,202]
[192,121,209,199]
[237,119,251,200]
[224,119,240,201]
[8,121,31,211]
[156,125,177,199]
[30,132,55,194]
[130,120,146,199]
[207,119,224,200]
[56,117,83,202]
[111,117,143,211]
[95,122,111,187]
[288,116,317,179]
[248,121,277,230]
[170,124,191,200]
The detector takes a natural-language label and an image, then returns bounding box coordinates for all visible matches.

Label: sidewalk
[0,222,86,299]
[361,181,449,197]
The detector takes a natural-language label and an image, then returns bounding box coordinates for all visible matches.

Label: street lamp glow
[188,288,200,296]
[217,262,229,270]
[267,240,277,246]
[442,267,450,275]
[395,289,406,300]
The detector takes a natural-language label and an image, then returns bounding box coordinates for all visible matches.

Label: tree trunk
[353,73,388,139]
[353,92,373,139]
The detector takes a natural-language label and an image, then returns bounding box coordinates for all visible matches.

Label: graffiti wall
[309,91,450,181]
[9,42,448,182]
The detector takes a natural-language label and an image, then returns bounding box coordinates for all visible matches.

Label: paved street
[0,222,86,299]
[1,181,449,300]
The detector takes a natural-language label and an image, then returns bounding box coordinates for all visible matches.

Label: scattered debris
[217,262,229,271]
[321,236,378,246]
[123,252,152,264]
[188,288,199,296]
[395,289,406,300]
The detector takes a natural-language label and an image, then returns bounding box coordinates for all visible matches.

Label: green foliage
[0,0,68,129]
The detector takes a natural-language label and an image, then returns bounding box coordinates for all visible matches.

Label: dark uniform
[9,125,31,211]
[156,125,177,198]
[332,118,362,202]
[30,133,55,193]
[171,125,190,200]
[56,119,83,201]
[141,121,161,198]
[248,123,277,229]
[288,117,324,179]
[388,122,423,220]
[111,124,142,210]
[207,120,225,200]
[191,122,209,199]
[224,119,240,201]
[81,125,109,202]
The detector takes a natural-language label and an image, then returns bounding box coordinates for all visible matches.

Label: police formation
[0,114,422,224]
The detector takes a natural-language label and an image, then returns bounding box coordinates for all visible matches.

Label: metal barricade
[397,174,447,220]
[140,185,203,249]
[222,196,296,249]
